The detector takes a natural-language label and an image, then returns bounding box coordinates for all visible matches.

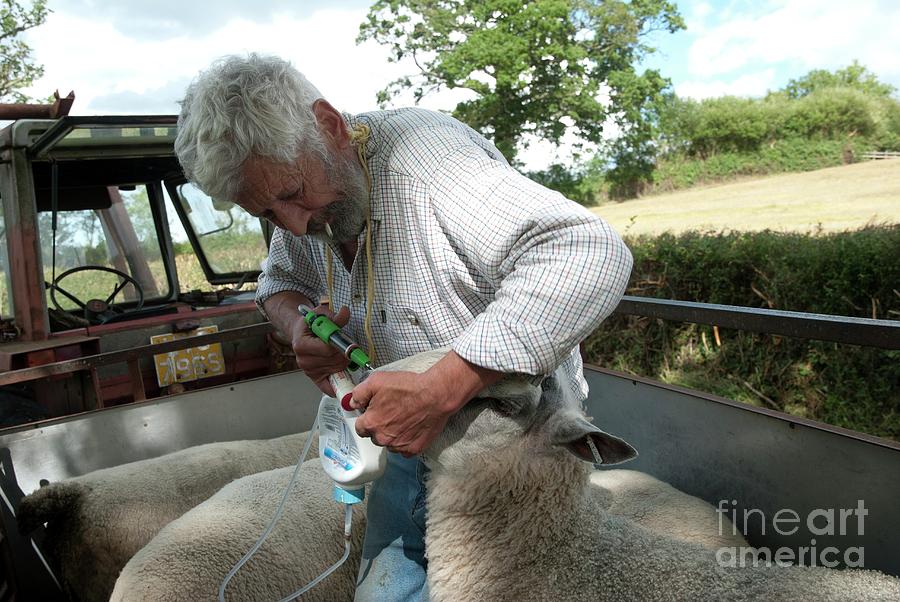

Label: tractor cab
[0,116,286,425]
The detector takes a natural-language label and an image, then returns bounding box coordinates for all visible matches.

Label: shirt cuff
[450,312,567,379]
[254,281,320,320]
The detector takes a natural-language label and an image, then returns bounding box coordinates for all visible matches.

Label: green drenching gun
[298,304,374,372]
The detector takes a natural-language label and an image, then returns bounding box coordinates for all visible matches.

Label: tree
[602,67,671,197]
[782,61,896,100]
[359,0,684,163]
[0,0,49,103]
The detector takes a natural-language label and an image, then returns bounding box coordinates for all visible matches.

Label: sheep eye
[483,397,520,416]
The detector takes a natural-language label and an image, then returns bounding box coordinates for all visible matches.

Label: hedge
[583,226,900,440]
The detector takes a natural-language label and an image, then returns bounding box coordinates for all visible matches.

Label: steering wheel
[49,266,145,325]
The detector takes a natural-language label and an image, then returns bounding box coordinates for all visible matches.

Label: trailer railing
[612,296,898,350]
[0,298,895,401]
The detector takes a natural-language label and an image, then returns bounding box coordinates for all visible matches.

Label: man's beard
[308,151,369,244]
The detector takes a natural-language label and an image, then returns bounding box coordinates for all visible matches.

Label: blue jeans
[355,452,429,601]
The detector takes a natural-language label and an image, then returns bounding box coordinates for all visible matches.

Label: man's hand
[290,304,351,396]
[350,351,502,456]
[349,370,454,457]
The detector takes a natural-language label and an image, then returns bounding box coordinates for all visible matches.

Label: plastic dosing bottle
[318,370,387,504]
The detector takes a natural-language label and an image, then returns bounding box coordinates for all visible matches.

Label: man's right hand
[291,304,351,396]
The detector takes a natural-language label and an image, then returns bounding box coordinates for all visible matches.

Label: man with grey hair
[176,53,633,601]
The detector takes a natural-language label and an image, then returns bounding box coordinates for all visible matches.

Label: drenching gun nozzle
[298,304,374,372]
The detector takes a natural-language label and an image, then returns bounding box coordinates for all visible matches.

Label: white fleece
[424,440,900,601]
[591,469,749,550]
[18,431,316,602]
[111,459,365,602]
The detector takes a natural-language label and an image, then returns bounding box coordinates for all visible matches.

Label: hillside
[593,159,900,236]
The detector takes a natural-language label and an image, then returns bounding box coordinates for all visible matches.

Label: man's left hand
[350,370,454,457]
[350,351,503,457]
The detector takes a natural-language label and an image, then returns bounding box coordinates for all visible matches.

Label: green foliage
[660,88,889,159]
[583,227,900,440]
[781,88,879,139]
[605,66,900,198]
[870,93,900,150]
[593,62,900,198]
[782,60,896,99]
[359,0,684,162]
[526,158,606,205]
[687,96,772,156]
[0,0,49,103]
[602,67,672,195]
[83,242,108,265]
[650,137,874,192]
[620,227,899,314]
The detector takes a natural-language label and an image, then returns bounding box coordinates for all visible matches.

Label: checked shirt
[256,108,633,401]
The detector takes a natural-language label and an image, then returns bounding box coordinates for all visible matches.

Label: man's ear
[312,99,350,151]
[549,414,638,466]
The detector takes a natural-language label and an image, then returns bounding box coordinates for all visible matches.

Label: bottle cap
[340,393,354,412]
[333,485,365,504]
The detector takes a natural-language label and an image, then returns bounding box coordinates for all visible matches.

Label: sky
[18,0,900,170]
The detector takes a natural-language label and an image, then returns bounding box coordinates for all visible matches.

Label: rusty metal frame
[0,322,274,387]
[0,91,75,121]
[0,146,49,341]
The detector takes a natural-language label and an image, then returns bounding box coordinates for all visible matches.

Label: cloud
[88,78,192,114]
[676,69,777,99]
[52,0,370,39]
[686,0,900,91]
[22,4,473,116]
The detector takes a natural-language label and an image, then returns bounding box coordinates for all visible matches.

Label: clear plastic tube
[276,503,354,602]
[218,418,319,602]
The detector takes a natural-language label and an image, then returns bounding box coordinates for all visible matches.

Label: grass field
[593,159,900,236]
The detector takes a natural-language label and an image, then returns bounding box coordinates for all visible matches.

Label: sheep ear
[550,415,638,466]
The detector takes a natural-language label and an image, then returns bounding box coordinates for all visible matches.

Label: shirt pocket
[380,301,463,360]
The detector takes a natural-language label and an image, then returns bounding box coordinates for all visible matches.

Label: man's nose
[278,206,312,236]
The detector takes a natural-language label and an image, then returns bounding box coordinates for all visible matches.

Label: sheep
[112,356,743,602]
[110,459,366,602]
[588,469,749,550]
[376,348,900,602]
[18,431,317,602]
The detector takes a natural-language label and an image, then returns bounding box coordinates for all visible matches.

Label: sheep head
[374,348,637,474]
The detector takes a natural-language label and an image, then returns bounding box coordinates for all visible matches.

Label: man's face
[237,145,368,242]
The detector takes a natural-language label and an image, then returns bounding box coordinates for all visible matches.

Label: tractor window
[169,182,266,282]
[39,186,170,314]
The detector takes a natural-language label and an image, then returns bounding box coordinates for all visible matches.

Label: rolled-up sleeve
[255,227,323,318]
[430,147,633,376]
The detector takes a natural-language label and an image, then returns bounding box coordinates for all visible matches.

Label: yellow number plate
[151,325,226,387]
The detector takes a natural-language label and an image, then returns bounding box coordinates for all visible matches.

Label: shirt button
[353,294,362,302]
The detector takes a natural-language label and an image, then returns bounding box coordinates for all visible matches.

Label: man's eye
[278,188,301,202]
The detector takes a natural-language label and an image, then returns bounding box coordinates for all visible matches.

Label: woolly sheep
[588,469,748,550]
[110,459,366,602]
[375,348,746,551]
[18,431,316,602]
[379,349,900,602]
